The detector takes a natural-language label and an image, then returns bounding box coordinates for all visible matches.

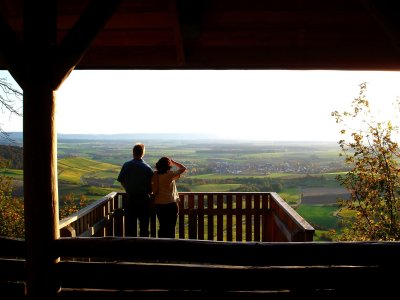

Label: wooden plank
[79,214,112,237]
[54,238,400,267]
[54,260,391,293]
[0,236,26,257]
[245,194,252,241]
[216,194,223,241]
[0,13,24,86]
[0,258,26,281]
[235,194,242,242]
[59,193,117,230]
[269,192,314,238]
[113,209,124,237]
[207,194,214,240]
[55,288,313,300]
[197,194,204,240]
[105,203,112,236]
[188,194,196,239]
[272,213,291,242]
[253,194,261,241]
[169,0,185,65]
[226,194,233,241]
[178,194,185,238]
[262,193,269,241]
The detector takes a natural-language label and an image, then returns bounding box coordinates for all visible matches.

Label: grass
[190,173,269,180]
[296,204,339,231]
[279,187,301,205]
[189,183,242,192]
[0,169,23,180]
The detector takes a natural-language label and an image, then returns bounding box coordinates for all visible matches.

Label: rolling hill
[58,157,120,185]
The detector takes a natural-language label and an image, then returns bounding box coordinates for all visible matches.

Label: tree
[0,159,24,238]
[0,76,23,141]
[0,76,24,237]
[331,82,400,241]
[59,193,86,220]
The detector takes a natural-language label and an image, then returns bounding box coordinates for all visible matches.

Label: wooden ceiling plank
[89,30,176,47]
[360,0,400,53]
[202,11,371,29]
[53,0,123,89]
[176,0,210,63]
[0,13,24,85]
[169,0,185,66]
[193,29,389,46]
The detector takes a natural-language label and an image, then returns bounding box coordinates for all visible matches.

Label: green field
[296,204,339,231]
[0,169,23,180]
[58,157,120,185]
[189,183,242,192]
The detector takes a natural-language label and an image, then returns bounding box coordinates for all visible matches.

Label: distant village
[195,160,345,175]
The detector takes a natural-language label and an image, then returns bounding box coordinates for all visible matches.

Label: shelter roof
[1,0,400,70]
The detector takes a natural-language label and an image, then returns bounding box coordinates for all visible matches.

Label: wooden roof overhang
[1,1,400,299]
[1,0,400,75]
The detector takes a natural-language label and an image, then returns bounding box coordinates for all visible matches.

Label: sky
[1,69,400,141]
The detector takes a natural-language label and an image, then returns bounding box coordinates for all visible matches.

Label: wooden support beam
[53,0,123,89]
[23,1,59,299]
[169,0,185,66]
[175,0,208,64]
[360,0,400,52]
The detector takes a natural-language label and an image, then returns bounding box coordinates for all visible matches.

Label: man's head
[133,143,145,159]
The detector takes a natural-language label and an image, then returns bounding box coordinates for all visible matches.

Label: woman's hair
[155,156,171,174]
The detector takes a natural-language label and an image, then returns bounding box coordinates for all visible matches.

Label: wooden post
[23,1,59,299]
[114,194,125,237]
[23,86,60,299]
[264,194,274,242]
[188,194,197,239]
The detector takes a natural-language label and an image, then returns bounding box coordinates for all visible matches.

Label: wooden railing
[59,192,123,238]
[0,194,397,299]
[59,192,314,242]
[1,236,400,299]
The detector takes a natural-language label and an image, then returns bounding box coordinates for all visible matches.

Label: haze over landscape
[2,70,400,241]
[1,69,400,141]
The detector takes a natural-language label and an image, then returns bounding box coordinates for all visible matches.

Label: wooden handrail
[59,192,123,237]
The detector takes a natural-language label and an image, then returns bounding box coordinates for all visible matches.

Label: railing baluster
[207,194,214,241]
[235,194,243,242]
[197,194,205,240]
[115,194,124,237]
[178,194,185,239]
[264,193,273,241]
[102,205,107,237]
[245,194,252,242]
[253,194,261,241]
[216,194,223,241]
[226,194,233,241]
[188,194,196,239]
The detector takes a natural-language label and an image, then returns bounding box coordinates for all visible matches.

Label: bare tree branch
[0,77,23,142]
